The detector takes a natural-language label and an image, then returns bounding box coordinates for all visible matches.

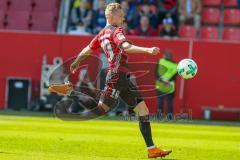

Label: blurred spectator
[92,0,100,11]
[135,0,157,5]
[178,0,202,31]
[68,0,93,34]
[238,0,240,9]
[159,14,178,39]
[122,21,135,35]
[92,0,106,34]
[158,0,178,28]
[155,49,177,120]
[134,15,158,36]
[134,3,158,29]
[121,0,136,29]
[93,0,118,10]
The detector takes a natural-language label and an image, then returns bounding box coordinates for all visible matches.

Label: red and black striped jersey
[89,25,130,72]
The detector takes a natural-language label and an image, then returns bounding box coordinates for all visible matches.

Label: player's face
[113,10,125,27]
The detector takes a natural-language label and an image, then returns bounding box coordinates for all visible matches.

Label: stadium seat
[223,27,240,41]
[202,0,221,6]
[202,8,220,24]
[0,10,6,29]
[223,9,240,25]
[179,25,197,39]
[30,12,57,32]
[200,26,219,40]
[8,0,33,11]
[0,0,8,11]
[5,11,30,30]
[32,0,59,13]
[223,0,238,7]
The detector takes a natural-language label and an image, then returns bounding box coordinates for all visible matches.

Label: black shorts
[100,71,143,109]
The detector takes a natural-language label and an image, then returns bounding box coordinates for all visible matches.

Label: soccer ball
[177,59,198,79]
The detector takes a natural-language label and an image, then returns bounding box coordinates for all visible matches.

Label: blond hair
[105,3,122,15]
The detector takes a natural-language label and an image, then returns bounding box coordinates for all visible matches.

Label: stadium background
[0,0,240,121]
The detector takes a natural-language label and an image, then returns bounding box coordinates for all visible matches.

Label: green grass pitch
[0,113,239,160]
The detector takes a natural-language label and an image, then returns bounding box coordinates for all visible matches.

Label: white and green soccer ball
[177,59,198,79]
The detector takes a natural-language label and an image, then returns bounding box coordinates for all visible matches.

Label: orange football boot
[48,82,73,95]
[148,147,172,159]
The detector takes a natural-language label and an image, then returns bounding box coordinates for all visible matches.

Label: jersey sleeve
[89,35,100,50]
[113,27,130,48]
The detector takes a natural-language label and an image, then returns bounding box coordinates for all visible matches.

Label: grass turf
[0,113,239,160]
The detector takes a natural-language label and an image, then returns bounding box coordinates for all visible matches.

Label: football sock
[139,115,154,148]
[147,145,155,149]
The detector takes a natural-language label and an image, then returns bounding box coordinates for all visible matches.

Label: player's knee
[138,108,149,116]
[134,101,149,116]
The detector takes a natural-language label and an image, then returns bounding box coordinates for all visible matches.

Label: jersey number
[110,89,120,99]
[100,39,114,61]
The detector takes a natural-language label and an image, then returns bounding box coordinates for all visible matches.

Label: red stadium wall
[0,31,239,120]
[187,41,240,120]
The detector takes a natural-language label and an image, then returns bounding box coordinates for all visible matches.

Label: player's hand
[70,61,79,74]
[148,47,160,55]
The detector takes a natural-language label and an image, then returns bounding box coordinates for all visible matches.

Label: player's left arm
[121,42,160,55]
[113,27,160,55]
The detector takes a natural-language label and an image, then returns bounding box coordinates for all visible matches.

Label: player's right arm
[70,46,93,74]
[70,35,100,74]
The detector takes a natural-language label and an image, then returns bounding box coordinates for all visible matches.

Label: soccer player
[49,3,172,158]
